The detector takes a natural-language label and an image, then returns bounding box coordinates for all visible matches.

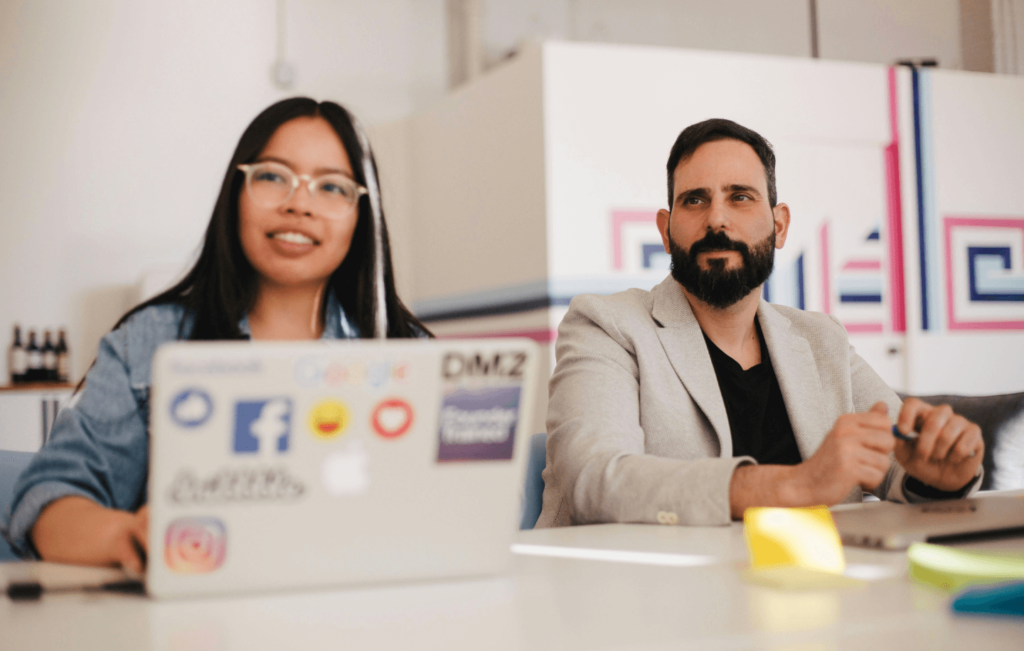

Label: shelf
[0,383,74,393]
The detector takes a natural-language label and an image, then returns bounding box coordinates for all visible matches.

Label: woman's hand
[31,496,149,573]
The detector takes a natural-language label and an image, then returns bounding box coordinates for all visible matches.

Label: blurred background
[1,1,1023,440]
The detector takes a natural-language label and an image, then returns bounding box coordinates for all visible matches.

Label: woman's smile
[266,229,321,256]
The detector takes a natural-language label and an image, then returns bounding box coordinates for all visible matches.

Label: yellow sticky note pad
[744,506,845,575]
[743,566,863,590]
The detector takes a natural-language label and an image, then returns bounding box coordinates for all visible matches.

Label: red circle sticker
[371,399,414,439]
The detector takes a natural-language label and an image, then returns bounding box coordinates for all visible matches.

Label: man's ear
[772,203,791,249]
[656,208,672,254]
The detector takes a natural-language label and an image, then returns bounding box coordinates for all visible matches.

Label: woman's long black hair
[114,97,429,339]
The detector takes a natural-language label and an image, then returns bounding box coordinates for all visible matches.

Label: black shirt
[703,319,802,466]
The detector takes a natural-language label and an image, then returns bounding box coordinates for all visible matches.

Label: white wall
[899,69,1024,394]
[480,0,964,67]
[0,0,445,382]
[818,0,963,67]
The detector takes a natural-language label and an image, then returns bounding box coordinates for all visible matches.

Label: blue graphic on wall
[968,247,1024,301]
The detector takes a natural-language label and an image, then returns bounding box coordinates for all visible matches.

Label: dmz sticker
[436,386,520,462]
[164,517,227,574]
[169,388,213,428]
[233,398,292,456]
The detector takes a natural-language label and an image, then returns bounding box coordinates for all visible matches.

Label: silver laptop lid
[831,490,1024,550]
[147,338,538,598]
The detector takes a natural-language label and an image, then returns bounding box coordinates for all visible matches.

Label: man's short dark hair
[665,118,777,208]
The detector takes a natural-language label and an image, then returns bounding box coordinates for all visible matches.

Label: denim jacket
[1,295,359,558]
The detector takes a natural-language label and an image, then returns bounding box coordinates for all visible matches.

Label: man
[536,119,984,528]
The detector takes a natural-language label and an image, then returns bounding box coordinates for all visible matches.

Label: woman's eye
[254,171,286,183]
[320,181,351,197]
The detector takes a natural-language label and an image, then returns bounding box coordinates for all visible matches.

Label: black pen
[892,424,918,442]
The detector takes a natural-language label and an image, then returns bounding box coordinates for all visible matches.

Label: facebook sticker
[436,386,520,462]
[233,398,292,456]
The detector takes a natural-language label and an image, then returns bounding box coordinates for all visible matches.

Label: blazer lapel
[758,301,830,460]
[651,278,733,457]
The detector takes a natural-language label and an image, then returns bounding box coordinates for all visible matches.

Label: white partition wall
[899,68,1024,395]
[374,42,1024,428]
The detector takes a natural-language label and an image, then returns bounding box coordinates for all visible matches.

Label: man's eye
[683,196,703,205]
[734,194,752,202]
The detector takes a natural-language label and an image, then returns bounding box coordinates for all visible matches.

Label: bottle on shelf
[8,324,27,385]
[42,330,57,382]
[25,329,42,383]
[56,328,69,384]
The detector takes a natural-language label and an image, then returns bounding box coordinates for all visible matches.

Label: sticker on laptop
[233,398,292,456]
[167,467,305,504]
[441,351,527,383]
[169,388,213,428]
[321,441,370,496]
[308,400,349,440]
[371,398,414,440]
[164,517,227,574]
[293,357,412,389]
[436,386,521,462]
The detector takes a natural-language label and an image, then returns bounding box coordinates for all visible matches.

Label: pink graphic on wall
[611,210,659,271]
[437,328,557,344]
[885,66,907,333]
[843,260,882,271]
[820,222,831,315]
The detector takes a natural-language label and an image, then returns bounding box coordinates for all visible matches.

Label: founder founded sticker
[436,386,520,462]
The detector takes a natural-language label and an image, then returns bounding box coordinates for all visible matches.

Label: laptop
[146,338,539,598]
[831,489,1024,550]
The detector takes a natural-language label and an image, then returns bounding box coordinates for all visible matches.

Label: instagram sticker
[164,517,227,574]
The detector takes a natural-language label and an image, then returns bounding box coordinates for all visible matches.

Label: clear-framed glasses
[237,161,367,218]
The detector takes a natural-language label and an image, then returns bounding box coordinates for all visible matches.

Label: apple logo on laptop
[321,441,370,496]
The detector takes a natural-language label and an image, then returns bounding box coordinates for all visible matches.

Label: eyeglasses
[237,161,367,218]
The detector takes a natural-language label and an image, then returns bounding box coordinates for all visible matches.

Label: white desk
[2,524,1022,650]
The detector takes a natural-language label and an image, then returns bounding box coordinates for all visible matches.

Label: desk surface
[2,523,1022,651]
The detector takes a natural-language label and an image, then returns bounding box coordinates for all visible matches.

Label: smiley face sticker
[371,398,414,440]
[309,400,349,440]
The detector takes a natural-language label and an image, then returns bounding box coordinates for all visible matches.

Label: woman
[1,98,429,570]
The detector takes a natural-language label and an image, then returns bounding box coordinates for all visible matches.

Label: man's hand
[31,497,149,573]
[730,402,894,518]
[894,397,984,493]
[788,401,895,504]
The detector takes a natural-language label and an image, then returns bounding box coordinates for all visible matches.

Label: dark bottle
[8,324,27,385]
[42,330,57,382]
[25,330,42,383]
[56,328,69,384]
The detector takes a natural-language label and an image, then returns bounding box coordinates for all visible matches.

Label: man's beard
[669,228,776,309]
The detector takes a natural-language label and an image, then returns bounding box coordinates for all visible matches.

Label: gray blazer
[536,276,914,528]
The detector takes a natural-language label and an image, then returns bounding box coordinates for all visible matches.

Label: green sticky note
[908,543,1024,592]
